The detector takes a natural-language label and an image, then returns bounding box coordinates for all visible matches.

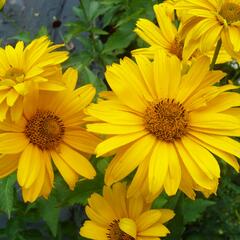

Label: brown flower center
[169,37,184,60]
[219,2,240,24]
[4,67,25,82]
[107,220,135,240]
[25,110,65,150]
[144,99,189,142]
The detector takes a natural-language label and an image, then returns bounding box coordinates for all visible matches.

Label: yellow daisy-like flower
[80,182,174,240]
[132,4,231,64]
[0,68,101,202]
[0,36,68,121]
[86,52,240,201]
[0,0,5,9]
[176,0,240,59]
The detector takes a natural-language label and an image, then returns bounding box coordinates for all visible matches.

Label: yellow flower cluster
[0,37,101,202]
[1,0,240,239]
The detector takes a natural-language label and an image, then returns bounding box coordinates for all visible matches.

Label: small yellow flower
[0,36,68,121]
[0,0,5,10]
[86,52,240,201]
[80,182,174,240]
[176,0,240,59]
[0,68,101,202]
[132,3,231,64]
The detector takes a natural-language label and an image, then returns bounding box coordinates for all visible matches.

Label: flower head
[86,52,240,201]
[0,36,69,121]
[176,0,240,59]
[80,182,174,240]
[0,68,101,202]
[132,3,231,64]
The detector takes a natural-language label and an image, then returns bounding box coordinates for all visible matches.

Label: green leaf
[96,157,111,174]
[165,193,185,240]
[37,196,60,237]
[35,26,48,37]
[83,67,107,92]
[182,198,216,224]
[65,173,104,205]
[9,32,31,43]
[92,28,109,35]
[0,173,16,218]
[88,1,100,20]
[152,193,168,209]
[102,28,135,53]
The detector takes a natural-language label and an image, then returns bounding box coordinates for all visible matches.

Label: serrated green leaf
[0,174,16,218]
[182,198,215,224]
[37,196,60,237]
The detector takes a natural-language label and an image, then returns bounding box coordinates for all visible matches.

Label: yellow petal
[0,133,29,154]
[119,218,137,239]
[136,210,162,232]
[148,142,169,197]
[88,193,116,222]
[175,139,215,189]
[62,67,78,91]
[181,136,220,179]
[17,144,43,188]
[58,143,96,179]
[63,129,101,154]
[164,144,181,196]
[138,222,170,237]
[51,150,78,190]
[96,130,148,157]
[105,134,155,185]
[0,154,19,178]
[74,84,96,109]
[22,158,45,203]
[80,220,108,240]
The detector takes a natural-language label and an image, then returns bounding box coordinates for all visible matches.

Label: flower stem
[210,39,222,70]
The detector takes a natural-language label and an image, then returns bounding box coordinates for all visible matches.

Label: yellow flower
[176,0,240,59]
[132,3,231,64]
[86,52,240,201]
[0,0,5,9]
[80,182,174,240]
[0,36,69,122]
[0,68,101,202]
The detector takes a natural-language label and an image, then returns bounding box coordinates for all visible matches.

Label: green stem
[210,39,222,70]
[80,0,104,66]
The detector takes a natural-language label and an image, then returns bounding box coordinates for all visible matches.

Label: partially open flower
[80,182,174,240]
[0,36,68,121]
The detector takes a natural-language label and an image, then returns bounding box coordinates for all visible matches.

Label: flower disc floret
[219,2,240,24]
[145,99,189,142]
[25,110,65,150]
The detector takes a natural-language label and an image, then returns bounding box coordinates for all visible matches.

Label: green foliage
[37,196,60,236]
[65,0,161,89]
[182,199,215,224]
[0,174,16,218]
